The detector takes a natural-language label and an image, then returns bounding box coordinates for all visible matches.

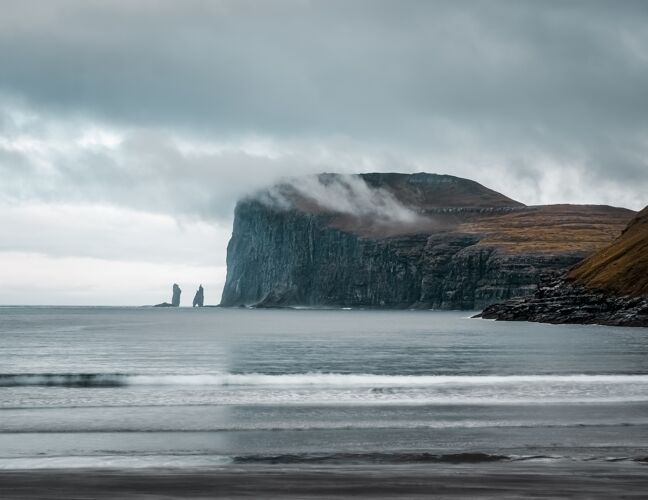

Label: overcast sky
[1,0,647,304]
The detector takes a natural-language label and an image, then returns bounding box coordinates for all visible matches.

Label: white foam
[0,455,231,469]
[126,373,648,387]
[4,373,648,388]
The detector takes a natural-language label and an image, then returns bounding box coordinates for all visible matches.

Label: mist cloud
[258,174,424,225]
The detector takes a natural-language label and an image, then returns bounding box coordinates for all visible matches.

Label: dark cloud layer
[0,0,647,214]
[3,1,647,135]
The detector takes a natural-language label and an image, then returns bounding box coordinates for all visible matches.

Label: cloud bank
[2,0,648,214]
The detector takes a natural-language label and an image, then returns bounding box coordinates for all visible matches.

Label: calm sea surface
[1,307,648,468]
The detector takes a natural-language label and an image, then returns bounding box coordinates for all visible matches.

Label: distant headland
[220,172,635,311]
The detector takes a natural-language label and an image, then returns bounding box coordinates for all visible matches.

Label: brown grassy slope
[459,205,635,254]
[567,205,648,296]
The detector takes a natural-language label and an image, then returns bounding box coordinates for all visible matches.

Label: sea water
[1,307,647,468]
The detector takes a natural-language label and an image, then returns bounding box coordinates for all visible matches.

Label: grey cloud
[1,1,647,137]
[0,0,646,213]
[0,204,230,266]
[1,117,646,224]
[0,127,329,220]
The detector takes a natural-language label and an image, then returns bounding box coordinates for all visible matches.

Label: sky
[1,0,647,305]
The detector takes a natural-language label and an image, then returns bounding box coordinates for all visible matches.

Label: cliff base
[478,278,648,327]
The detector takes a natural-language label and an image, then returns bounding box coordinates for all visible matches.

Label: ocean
[1,306,648,497]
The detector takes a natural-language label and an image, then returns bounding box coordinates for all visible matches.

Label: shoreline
[1,463,647,499]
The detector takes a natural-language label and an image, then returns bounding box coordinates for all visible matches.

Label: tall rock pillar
[193,285,204,307]
[172,283,181,307]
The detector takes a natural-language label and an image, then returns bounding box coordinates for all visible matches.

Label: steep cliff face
[221,173,634,310]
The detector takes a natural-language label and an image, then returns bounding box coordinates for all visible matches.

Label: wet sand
[1,463,647,499]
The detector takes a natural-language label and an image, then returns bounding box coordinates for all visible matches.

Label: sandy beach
[1,463,648,499]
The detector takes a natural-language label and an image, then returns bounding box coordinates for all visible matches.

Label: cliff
[480,205,648,326]
[221,173,634,310]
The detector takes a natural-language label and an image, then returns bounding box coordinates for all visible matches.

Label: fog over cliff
[0,0,647,304]
[257,175,425,226]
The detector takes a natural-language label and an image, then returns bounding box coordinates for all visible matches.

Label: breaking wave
[2,372,648,388]
[232,451,511,464]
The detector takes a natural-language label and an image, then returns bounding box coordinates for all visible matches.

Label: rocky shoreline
[478,278,648,327]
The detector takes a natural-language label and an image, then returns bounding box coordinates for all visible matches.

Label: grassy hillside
[568,206,648,296]
[461,204,634,254]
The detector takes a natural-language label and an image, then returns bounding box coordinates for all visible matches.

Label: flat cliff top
[262,172,523,215]
[356,172,524,209]
[568,205,648,296]
[249,173,635,255]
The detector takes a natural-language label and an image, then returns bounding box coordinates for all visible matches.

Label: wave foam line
[2,373,648,388]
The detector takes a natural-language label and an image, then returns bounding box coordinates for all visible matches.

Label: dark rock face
[221,201,583,310]
[172,284,181,307]
[479,278,648,327]
[193,285,204,307]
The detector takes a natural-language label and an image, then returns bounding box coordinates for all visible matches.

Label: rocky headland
[479,206,648,326]
[220,173,634,310]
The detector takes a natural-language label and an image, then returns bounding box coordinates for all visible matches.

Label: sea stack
[172,283,181,307]
[193,285,204,307]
